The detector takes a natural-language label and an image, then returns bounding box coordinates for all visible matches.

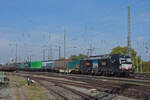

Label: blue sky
[0,0,150,63]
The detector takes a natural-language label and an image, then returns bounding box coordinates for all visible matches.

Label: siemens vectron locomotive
[79,54,133,76]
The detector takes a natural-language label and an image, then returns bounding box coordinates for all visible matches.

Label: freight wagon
[15,60,55,72]
[54,59,70,73]
[66,60,80,73]
[2,54,133,77]
[29,61,42,71]
[42,60,55,72]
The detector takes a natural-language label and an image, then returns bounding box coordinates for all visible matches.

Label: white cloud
[136,37,144,41]
[140,12,150,23]
[140,12,149,17]
[0,38,12,47]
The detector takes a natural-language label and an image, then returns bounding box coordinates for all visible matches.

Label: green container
[67,60,80,69]
[20,63,25,68]
[30,61,42,68]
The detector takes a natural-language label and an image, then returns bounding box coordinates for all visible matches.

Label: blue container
[67,60,80,69]
[42,61,55,69]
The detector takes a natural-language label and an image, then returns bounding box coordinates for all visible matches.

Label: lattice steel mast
[127,6,131,57]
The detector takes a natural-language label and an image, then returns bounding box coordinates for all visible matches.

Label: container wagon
[42,60,55,72]
[54,59,70,73]
[66,60,80,73]
[29,61,42,71]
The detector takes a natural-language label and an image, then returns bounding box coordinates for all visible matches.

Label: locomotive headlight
[121,64,132,70]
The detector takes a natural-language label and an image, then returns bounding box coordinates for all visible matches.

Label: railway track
[35,79,97,100]
[12,73,101,100]
[68,74,150,86]
[37,80,70,100]
[65,74,150,100]
[132,73,150,80]
[21,71,150,86]
[11,72,150,100]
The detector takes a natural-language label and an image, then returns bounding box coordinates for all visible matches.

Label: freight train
[0,54,134,76]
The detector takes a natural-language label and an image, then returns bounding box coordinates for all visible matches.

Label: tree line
[69,46,150,73]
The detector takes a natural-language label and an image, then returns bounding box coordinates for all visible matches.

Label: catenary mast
[127,6,131,57]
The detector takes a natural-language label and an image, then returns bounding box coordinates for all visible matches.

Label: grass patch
[0,97,9,100]
[0,97,4,99]
[8,75,53,100]
[135,72,150,74]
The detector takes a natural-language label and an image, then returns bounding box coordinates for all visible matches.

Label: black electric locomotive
[79,54,133,76]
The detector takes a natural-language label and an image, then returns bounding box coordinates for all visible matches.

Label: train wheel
[102,71,106,76]
[107,71,111,77]
[111,72,114,76]
[125,73,129,77]
[99,71,103,76]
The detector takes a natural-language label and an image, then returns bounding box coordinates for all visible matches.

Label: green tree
[111,46,137,57]
[143,60,150,72]
[110,46,143,71]
[69,54,87,61]
[0,64,2,67]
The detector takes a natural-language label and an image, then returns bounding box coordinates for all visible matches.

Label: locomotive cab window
[120,58,132,64]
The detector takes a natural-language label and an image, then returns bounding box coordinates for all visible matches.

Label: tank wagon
[0,64,16,72]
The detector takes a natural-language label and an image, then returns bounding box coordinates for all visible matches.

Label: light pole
[59,46,61,59]
[9,43,18,63]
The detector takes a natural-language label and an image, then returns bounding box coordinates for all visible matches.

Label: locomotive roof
[82,54,130,60]
[90,54,130,58]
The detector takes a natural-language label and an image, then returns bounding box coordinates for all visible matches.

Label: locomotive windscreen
[119,57,132,64]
